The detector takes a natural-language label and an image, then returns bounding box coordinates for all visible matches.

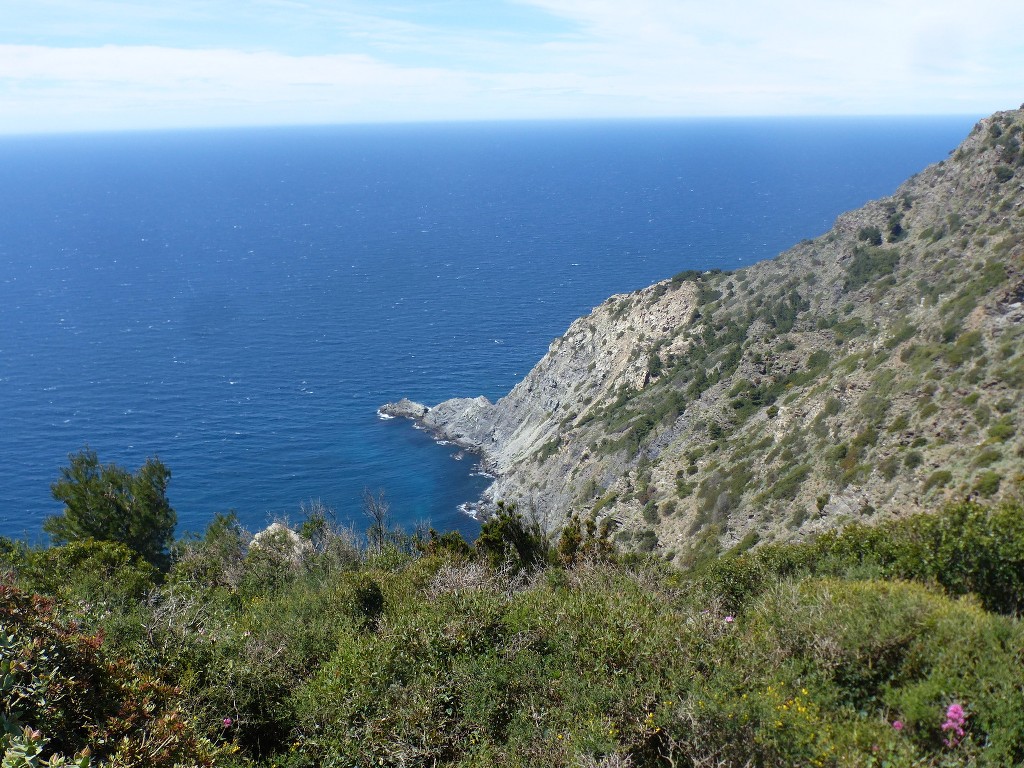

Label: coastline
[378,398,499,520]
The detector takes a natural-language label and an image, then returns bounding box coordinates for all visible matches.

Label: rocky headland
[384,107,1024,565]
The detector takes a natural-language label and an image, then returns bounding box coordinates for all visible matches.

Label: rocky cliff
[383,107,1024,565]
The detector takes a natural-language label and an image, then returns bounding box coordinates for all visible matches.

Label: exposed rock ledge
[380,396,500,466]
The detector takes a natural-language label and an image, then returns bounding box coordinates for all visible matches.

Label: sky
[0,0,1021,134]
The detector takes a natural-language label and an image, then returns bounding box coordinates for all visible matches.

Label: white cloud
[0,43,692,134]
[0,0,1021,133]
[513,0,1024,113]
[0,45,476,132]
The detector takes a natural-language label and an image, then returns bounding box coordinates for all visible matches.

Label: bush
[973,471,1002,497]
[988,416,1015,442]
[844,246,900,291]
[706,500,1024,616]
[923,469,952,492]
[475,503,550,572]
[857,225,883,246]
[879,455,900,481]
[770,463,811,501]
[285,554,1024,768]
[730,579,1024,766]
[171,511,251,590]
[904,451,924,470]
[11,458,1024,767]
[19,539,158,607]
[0,579,223,767]
[556,516,616,567]
[416,529,473,560]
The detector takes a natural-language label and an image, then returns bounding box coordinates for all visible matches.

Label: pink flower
[223,717,233,728]
[724,615,734,624]
[892,720,904,731]
[941,702,966,748]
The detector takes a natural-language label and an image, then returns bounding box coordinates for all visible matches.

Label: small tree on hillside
[45,447,176,569]
[475,501,550,573]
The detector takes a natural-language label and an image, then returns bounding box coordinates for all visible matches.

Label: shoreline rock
[378,398,429,420]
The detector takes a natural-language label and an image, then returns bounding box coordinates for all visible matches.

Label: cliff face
[384,108,1024,564]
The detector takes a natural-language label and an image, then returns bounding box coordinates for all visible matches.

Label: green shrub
[555,516,616,567]
[642,501,659,525]
[857,225,883,246]
[712,500,1024,617]
[844,246,900,291]
[475,503,550,572]
[735,579,1024,765]
[0,580,223,767]
[923,469,953,492]
[8,492,1024,767]
[879,455,900,481]
[769,464,811,501]
[859,393,890,425]
[884,321,918,349]
[946,330,984,367]
[887,211,906,241]
[534,437,561,463]
[171,511,251,590]
[887,413,910,433]
[988,416,1015,442]
[698,286,723,305]
[416,529,473,560]
[973,448,1002,468]
[973,471,1002,498]
[18,540,158,607]
[646,351,663,379]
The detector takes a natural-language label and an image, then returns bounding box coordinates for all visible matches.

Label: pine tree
[45,447,176,569]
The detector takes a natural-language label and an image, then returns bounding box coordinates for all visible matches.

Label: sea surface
[0,117,978,541]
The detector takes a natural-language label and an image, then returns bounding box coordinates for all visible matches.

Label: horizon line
[0,112,990,141]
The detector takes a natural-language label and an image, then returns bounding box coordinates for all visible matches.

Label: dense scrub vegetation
[3,453,1024,766]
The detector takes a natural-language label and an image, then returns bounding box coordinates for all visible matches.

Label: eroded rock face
[385,109,1024,562]
[384,280,700,522]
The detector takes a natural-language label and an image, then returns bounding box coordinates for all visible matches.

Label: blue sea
[0,117,978,542]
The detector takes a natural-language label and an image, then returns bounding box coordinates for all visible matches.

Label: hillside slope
[384,107,1024,564]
